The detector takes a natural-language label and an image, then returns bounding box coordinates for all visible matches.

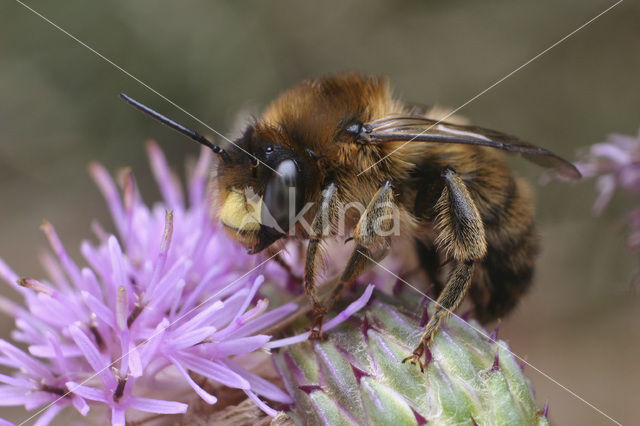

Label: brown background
[1,1,639,424]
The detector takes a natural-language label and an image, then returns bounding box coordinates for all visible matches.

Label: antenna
[119,93,231,163]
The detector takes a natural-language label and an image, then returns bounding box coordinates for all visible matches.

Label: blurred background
[1,0,638,424]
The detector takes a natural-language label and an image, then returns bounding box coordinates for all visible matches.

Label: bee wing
[364,116,581,179]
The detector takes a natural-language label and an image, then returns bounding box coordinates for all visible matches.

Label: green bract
[274,289,549,426]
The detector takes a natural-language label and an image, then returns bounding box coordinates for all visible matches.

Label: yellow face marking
[220,188,263,232]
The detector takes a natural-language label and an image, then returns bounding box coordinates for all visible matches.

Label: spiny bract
[274,288,549,426]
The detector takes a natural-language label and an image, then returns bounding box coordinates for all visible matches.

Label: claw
[309,329,326,340]
[309,303,327,341]
[402,342,433,373]
[402,353,425,373]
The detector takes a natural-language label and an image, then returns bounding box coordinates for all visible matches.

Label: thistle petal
[127,396,188,414]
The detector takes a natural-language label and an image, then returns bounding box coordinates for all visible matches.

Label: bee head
[216,125,309,254]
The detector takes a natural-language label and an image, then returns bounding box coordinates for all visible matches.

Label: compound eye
[262,159,298,233]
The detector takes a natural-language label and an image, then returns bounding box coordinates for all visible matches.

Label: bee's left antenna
[119,93,231,163]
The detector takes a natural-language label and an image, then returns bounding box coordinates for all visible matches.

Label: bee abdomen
[470,224,538,323]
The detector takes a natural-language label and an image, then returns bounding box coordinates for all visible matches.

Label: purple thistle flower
[0,141,375,425]
[576,128,640,249]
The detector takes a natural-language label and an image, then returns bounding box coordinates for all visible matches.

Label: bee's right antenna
[119,93,231,163]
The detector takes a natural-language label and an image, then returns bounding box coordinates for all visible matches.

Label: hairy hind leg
[403,169,487,371]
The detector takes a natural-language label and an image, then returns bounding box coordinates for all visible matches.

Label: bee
[121,73,580,370]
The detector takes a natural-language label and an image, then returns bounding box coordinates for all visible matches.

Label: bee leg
[305,182,339,340]
[324,181,397,312]
[403,168,487,372]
